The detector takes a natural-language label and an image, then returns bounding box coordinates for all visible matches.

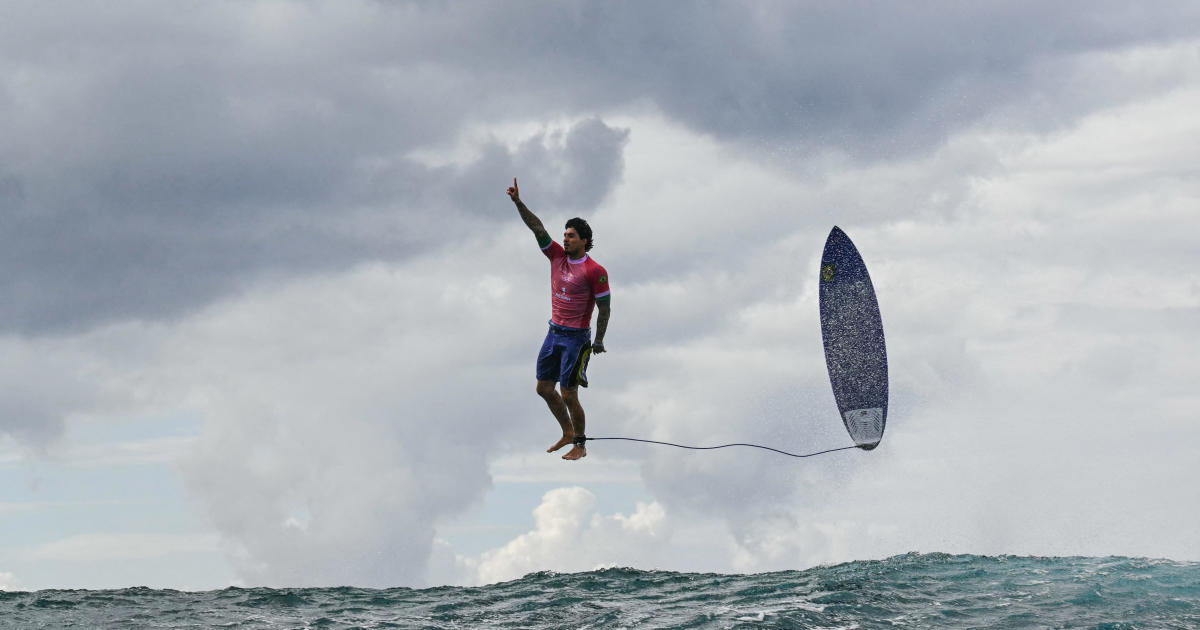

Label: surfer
[507,178,611,461]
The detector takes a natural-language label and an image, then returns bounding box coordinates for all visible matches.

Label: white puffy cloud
[167,259,526,587]
[464,487,679,585]
[0,571,21,591]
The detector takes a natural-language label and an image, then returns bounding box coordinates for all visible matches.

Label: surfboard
[819,226,888,450]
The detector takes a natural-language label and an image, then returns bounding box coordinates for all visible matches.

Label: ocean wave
[1,554,1197,629]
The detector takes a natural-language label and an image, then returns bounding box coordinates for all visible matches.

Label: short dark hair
[565,217,594,252]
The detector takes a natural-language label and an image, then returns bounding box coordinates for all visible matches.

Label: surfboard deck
[819,226,888,450]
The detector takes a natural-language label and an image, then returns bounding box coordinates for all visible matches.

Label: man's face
[563,228,586,256]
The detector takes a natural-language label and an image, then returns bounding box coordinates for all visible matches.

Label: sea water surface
[2,553,1198,629]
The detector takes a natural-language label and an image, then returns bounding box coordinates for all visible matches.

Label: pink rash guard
[541,240,610,329]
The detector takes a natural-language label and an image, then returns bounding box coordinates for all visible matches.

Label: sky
[1,1,1198,591]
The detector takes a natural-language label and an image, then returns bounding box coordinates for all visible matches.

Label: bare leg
[560,386,587,460]
[538,380,574,452]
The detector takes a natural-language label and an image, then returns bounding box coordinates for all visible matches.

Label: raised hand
[506,177,520,203]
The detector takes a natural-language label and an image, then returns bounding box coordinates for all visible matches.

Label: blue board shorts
[536,321,593,389]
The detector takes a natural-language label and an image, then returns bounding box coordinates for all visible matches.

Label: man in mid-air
[507,178,610,461]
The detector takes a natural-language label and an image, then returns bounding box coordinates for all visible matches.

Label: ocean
[1,553,1197,629]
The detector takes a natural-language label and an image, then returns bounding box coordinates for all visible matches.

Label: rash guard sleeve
[591,264,610,300]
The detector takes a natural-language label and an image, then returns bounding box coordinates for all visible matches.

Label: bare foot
[562,445,587,461]
[547,435,574,453]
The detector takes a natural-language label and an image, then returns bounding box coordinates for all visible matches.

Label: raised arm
[506,178,550,244]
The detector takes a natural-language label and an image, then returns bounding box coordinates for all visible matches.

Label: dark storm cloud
[0,0,627,334]
[2,1,1195,335]
[440,118,629,219]
[428,1,1200,153]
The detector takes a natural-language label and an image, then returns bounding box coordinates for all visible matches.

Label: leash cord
[584,437,862,458]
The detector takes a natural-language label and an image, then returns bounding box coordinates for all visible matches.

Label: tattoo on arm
[595,300,610,344]
[514,200,549,241]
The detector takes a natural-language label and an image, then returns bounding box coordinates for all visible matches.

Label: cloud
[5,71,1198,587]
[1,0,630,335]
[0,109,627,335]
[2,2,1198,589]
[20,73,1200,584]
[459,487,681,585]
[5,1,1196,336]
[0,571,21,591]
[416,2,1200,157]
[6,241,539,585]
[436,71,1198,573]
[165,260,524,587]
[0,331,150,447]
[0,111,627,447]
[433,486,874,585]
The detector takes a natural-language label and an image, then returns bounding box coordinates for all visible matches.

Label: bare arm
[506,178,549,244]
[593,298,610,353]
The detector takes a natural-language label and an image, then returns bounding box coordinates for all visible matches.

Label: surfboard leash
[582,436,863,458]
